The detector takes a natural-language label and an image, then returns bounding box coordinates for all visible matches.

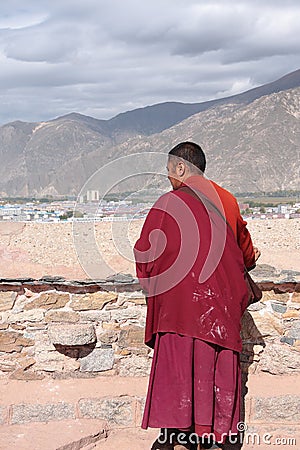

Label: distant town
[0,189,299,223]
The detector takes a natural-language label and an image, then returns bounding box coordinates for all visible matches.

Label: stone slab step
[0,377,147,406]
[0,419,107,450]
[94,427,158,450]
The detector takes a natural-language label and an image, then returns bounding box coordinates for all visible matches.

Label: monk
[134,142,260,450]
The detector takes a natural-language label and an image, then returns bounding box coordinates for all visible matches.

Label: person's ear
[176,162,185,178]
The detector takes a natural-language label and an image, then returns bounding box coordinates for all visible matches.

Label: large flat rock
[0,419,107,450]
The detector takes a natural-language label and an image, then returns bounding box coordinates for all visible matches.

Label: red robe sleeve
[231,197,256,269]
[196,179,256,270]
[236,214,256,269]
[134,195,169,292]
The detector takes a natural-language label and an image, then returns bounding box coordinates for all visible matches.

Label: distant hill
[53,68,300,137]
[0,69,299,197]
[105,68,300,135]
[136,87,300,193]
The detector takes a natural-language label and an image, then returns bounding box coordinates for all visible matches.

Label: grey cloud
[3,28,79,63]
[0,0,299,124]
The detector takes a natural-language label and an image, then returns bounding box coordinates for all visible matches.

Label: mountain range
[0,69,299,197]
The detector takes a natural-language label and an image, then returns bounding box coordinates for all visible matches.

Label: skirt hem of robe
[142,332,241,441]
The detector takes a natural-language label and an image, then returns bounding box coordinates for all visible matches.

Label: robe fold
[142,332,241,442]
[184,175,256,269]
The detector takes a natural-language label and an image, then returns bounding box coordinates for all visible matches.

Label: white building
[86,190,100,202]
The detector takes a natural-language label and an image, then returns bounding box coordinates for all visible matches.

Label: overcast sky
[0,0,299,124]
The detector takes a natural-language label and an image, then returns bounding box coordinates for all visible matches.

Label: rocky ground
[0,218,299,280]
[246,218,300,271]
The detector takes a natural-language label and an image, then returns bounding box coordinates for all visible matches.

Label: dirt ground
[0,218,299,280]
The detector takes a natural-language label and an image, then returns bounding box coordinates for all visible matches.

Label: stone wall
[0,268,300,447]
[0,275,150,380]
[1,270,300,380]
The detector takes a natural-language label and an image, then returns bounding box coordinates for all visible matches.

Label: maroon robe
[134,189,248,353]
[142,332,241,442]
